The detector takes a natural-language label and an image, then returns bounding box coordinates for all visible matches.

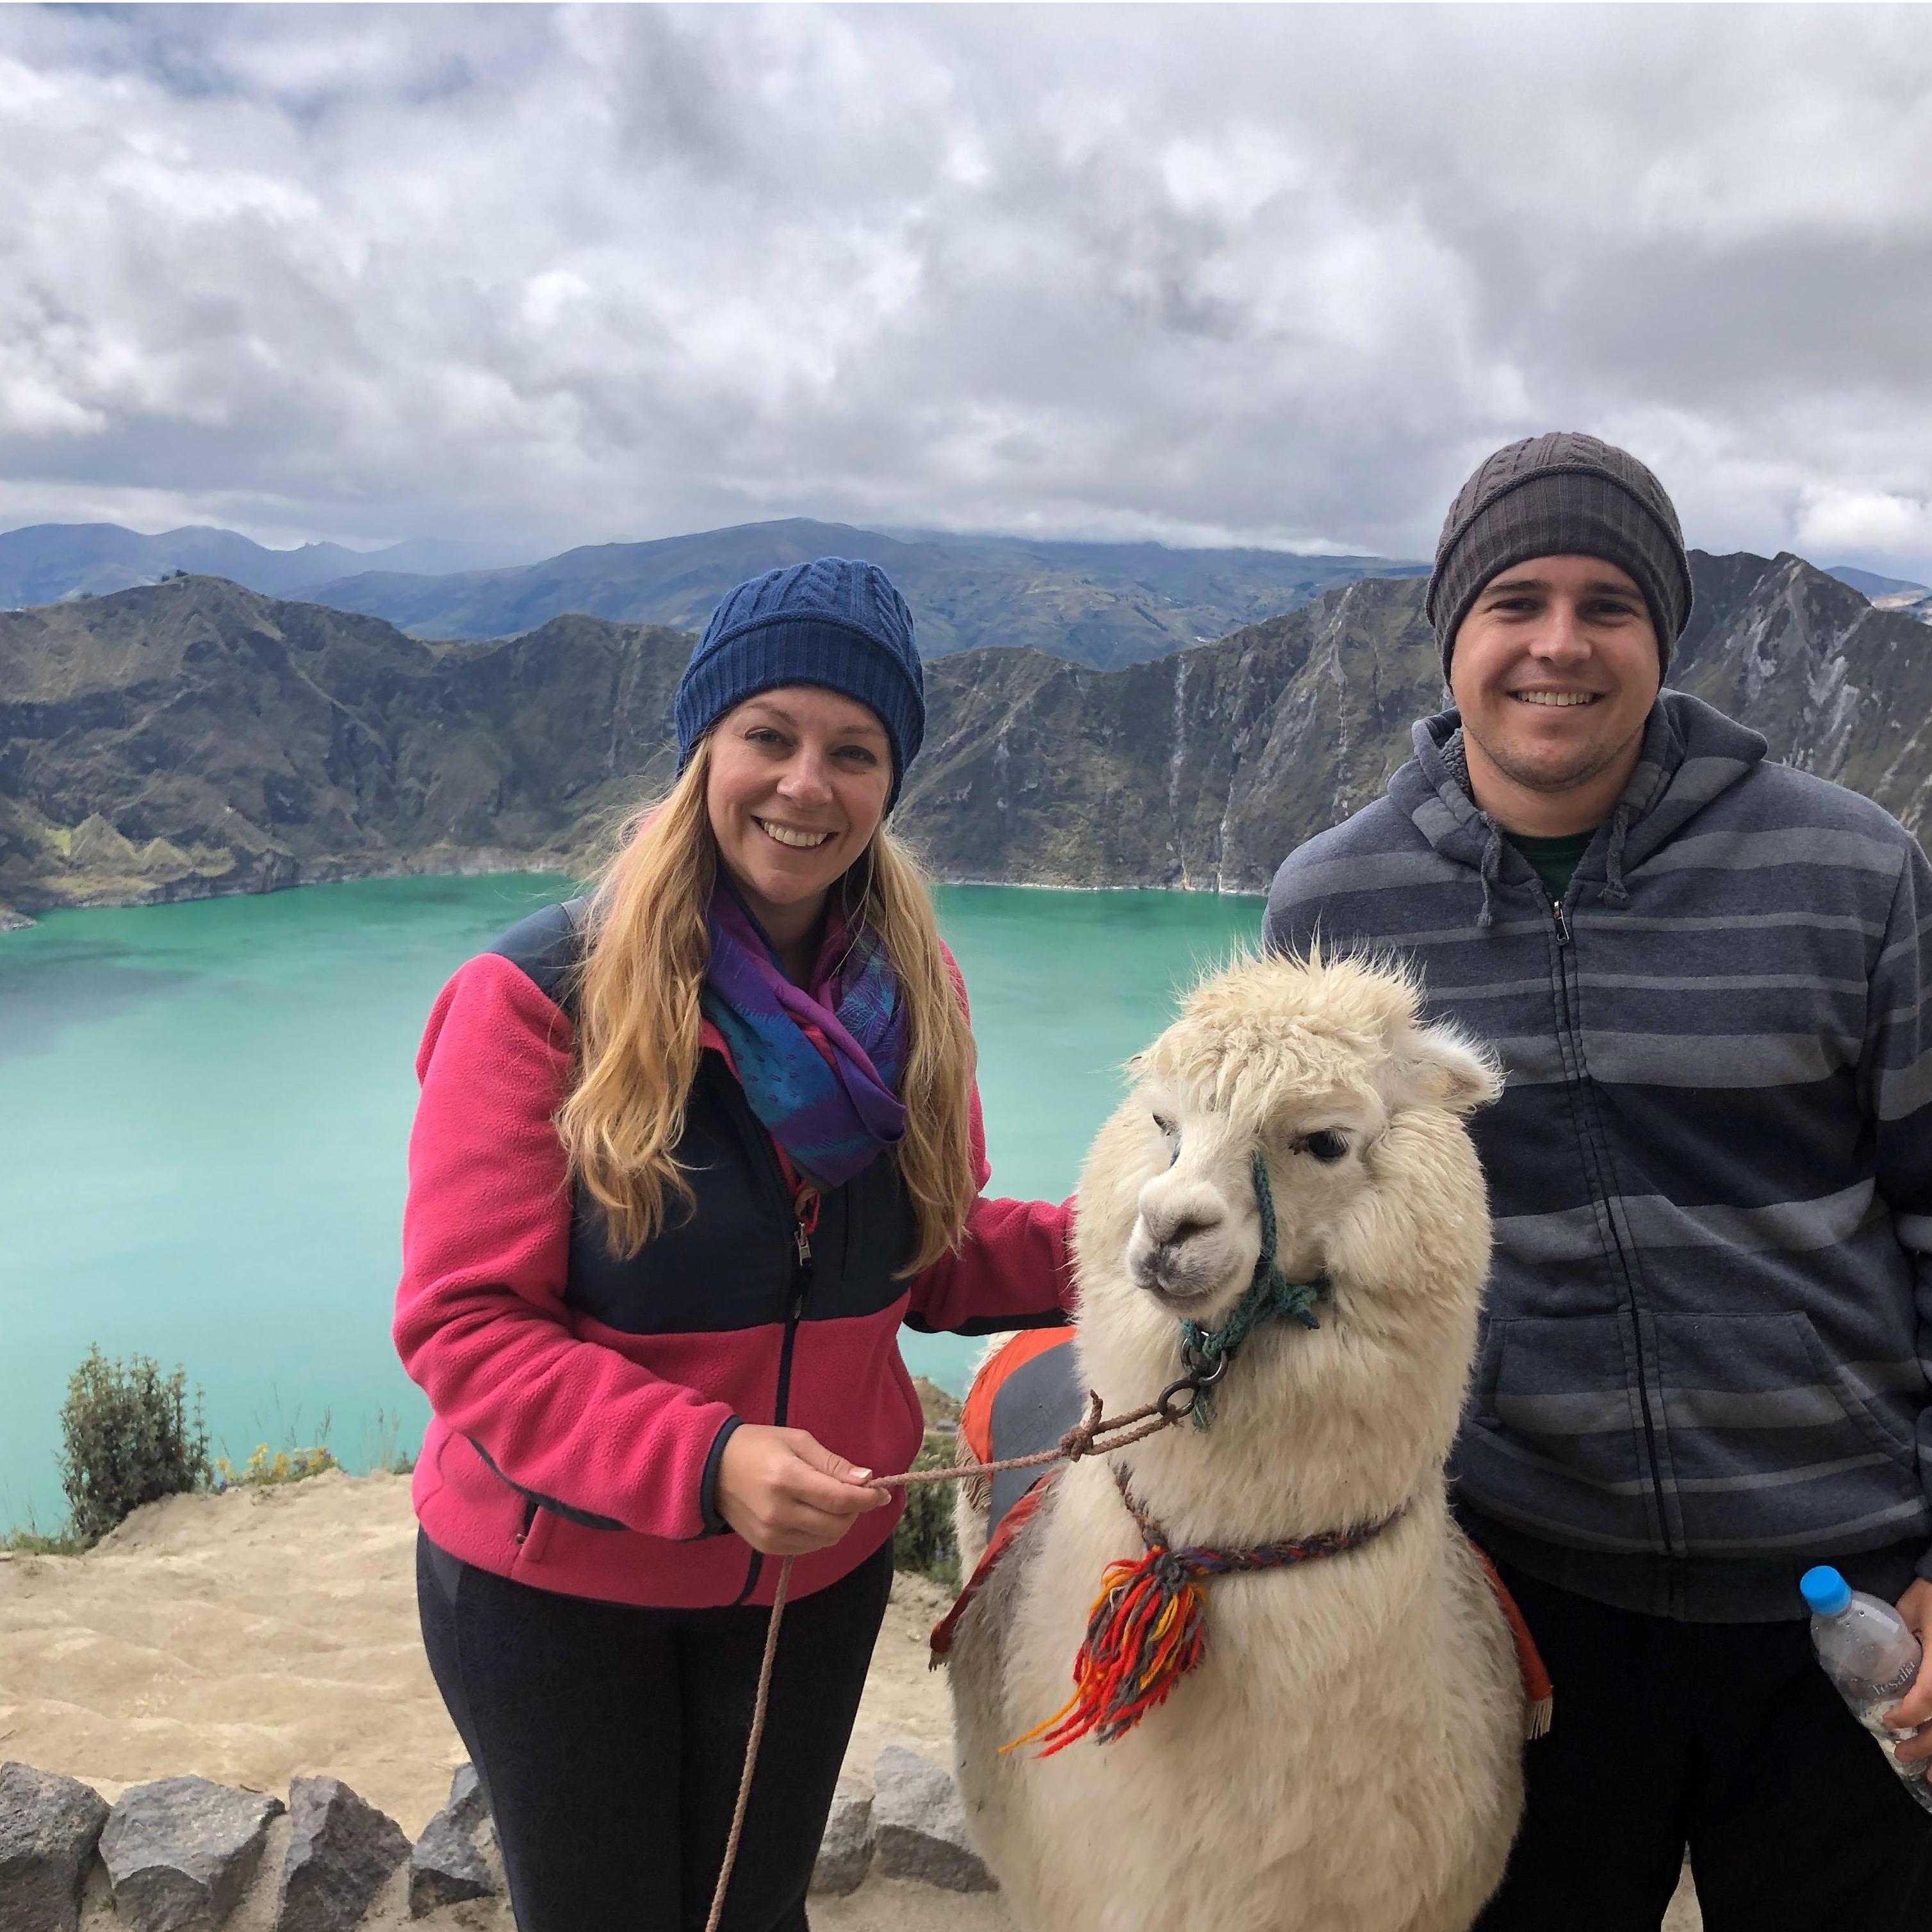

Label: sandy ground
[0,1469,1699,1929]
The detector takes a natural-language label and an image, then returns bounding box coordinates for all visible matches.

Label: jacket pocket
[512,1499,559,1570]
[1455,1314,1659,1553]
[1653,1312,1926,1557]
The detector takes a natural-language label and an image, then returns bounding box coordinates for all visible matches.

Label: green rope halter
[1177,1149,1327,1430]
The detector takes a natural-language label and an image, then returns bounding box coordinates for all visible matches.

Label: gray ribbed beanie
[1425,432,1694,680]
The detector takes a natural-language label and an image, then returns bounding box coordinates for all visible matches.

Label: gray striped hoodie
[1265,691,1932,1621]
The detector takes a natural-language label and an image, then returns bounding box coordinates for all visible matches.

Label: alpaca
[943,950,1526,1932]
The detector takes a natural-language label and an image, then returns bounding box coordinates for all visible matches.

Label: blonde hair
[555,738,979,1273]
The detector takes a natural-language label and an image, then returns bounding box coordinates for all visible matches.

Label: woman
[395,557,1073,1932]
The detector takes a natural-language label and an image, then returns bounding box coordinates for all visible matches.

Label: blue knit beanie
[675,557,926,810]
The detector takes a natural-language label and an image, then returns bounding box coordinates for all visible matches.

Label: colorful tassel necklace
[1004,1466,1405,1757]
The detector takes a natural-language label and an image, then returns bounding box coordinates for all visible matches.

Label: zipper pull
[792,1182,820,1267]
[1553,898,1570,944]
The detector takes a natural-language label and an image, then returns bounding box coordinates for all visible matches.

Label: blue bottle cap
[1801,1566,1853,1616]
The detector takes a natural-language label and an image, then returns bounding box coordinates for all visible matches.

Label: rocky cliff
[0,578,691,917]
[905,547,1932,890]
[3,551,1928,922]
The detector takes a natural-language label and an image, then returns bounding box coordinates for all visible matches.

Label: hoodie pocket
[1653,1312,1925,1556]
[1457,1314,1659,1553]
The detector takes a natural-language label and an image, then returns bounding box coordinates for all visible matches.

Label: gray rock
[808,1775,874,1897]
[275,1776,411,1932]
[99,1776,284,1931]
[408,1765,496,1917]
[0,1761,111,1932]
[871,1748,994,1894]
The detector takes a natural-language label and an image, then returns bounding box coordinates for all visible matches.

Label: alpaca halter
[1004,1465,1407,1757]
[1174,1149,1328,1430]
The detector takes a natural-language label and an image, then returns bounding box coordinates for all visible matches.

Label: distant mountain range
[4,548,1929,927]
[1825,564,1932,625]
[3,516,1425,673]
[0,523,516,612]
[304,518,1429,667]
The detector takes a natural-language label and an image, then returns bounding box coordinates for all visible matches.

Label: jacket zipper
[1546,888,1675,1557]
[730,1136,821,1607]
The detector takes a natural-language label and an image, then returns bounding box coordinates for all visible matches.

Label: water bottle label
[1860,1660,1923,1707]
[1855,1665,1927,1778]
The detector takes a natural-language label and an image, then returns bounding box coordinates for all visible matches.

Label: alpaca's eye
[1301,1130,1349,1163]
[1152,1114,1175,1139]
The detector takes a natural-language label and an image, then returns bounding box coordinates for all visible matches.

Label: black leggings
[416,1530,894,1932]
[1474,1559,1932,1932]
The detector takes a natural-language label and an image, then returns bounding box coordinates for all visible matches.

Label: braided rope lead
[701,1551,793,1932]
[699,1386,1186,1930]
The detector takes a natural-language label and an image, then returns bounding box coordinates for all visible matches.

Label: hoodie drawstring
[1603,804,1634,908]
[1476,828,1502,929]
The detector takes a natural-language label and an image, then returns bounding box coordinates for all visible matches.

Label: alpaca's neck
[1077,1319,1452,1548]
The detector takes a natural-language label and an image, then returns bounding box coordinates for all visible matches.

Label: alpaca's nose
[1140,1198,1225,1252]
[1155,1213,1216,1248]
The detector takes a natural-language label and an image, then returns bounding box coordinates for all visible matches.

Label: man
[1265,432,1932,1929]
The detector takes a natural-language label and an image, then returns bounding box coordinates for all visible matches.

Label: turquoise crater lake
[0,877,1263,1533]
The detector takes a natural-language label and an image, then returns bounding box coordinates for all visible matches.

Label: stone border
[3,1746,995,1928]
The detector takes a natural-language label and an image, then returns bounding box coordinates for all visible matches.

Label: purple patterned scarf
[701,885,908,1189]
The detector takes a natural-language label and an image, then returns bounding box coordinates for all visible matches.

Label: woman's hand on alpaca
[716,1425,892,1555]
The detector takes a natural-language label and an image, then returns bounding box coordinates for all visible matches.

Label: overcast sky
[2,3,1929,578]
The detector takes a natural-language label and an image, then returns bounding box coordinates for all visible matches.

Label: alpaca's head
[1072,949,1502,1509]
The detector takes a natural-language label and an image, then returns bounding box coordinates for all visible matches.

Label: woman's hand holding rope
[715,1425,892,1555]
[719,1389,1193,1556]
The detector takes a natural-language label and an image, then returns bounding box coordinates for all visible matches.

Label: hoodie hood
[1388,690,1769,926]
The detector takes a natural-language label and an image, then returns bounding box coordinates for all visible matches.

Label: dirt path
[1,1469,1697,1928]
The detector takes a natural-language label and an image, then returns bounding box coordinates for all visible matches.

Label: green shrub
[56,1347,209,1546]
[892,1436,960,1590]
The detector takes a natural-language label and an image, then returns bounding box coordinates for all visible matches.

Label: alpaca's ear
[1387,1022,1503,1117]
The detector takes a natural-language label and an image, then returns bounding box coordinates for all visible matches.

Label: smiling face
[1448,553,1663,835]
[703,685,894,953]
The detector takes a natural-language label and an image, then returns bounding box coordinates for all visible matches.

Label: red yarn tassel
[1003,1548,1207,1758]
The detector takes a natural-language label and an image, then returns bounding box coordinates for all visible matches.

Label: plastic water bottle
[1800,1566,1932,1812]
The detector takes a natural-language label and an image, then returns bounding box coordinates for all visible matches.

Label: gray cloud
[1,3,1929,577]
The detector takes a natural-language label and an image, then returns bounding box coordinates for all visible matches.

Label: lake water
[0,876,1264,1533]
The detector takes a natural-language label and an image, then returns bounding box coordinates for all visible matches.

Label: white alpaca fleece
[947,952,1524,1932]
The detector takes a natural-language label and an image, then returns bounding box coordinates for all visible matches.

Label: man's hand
[716,1425,892,1556]
[1886,1578,1932,1764]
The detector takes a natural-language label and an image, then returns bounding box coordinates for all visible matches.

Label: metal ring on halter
[1179,1339,1231,1386]
[1154,1378,1201,1421]
[1159,1352,1221,1429]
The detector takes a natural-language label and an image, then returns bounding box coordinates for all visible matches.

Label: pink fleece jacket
[393,947,1076,1609]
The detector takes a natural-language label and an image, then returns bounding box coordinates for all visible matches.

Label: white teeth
[756,819,833,849]
[1512,691,1597,707]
